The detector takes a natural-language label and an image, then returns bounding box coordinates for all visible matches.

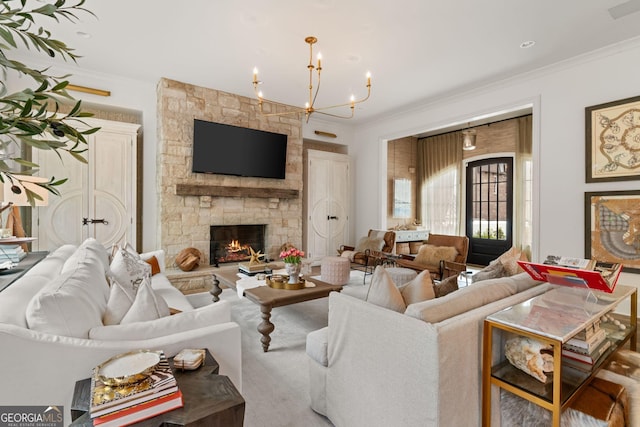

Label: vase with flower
[280,247,305,284]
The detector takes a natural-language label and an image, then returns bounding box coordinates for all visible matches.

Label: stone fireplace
[210,224,266,266]
[157,78,303,269]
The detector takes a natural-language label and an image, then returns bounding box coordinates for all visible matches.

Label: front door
[465,157,513,265]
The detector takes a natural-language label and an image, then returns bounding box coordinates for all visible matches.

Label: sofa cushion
[366,267,406,312]
[405,273,541,323]
[61,241,111,303]
[497,246,527,276]
[25,267,109,338]
[398,270,435,305]
[63,238,110,274]
[143,256,161,276]
[414,244,458,266]
[89,301,231,340]
[120,275,170,324]
[472,260,507,283]
[102,279,135,325]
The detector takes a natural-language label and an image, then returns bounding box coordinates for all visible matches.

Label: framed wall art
[585,190,640,273]
[585,95,640,182]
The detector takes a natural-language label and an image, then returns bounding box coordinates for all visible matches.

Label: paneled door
[305,150,349,262]
[32,118,140,251]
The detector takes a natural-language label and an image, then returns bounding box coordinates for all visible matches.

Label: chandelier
[252,36,371,122]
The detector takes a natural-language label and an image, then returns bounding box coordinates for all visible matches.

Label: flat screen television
[192,119,288,179]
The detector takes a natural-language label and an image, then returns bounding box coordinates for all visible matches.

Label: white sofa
[306,272,552,427]
[0,239,241,425]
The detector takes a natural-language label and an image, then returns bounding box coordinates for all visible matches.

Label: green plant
[0,0,98,204]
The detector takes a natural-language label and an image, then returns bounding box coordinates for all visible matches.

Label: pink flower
[280,247,304,264]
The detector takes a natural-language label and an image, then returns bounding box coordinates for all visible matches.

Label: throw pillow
[472,260,507,283]
[355,236,385,253]
[434,274,459,297]
[140,249,166,273]
[143,255,161,276]
[414,244,458,266]
[102,279,135,325]
[497,246,527,276]
[110,245,151,297]
[365,266,406,313]
[398,270,436,305]
[120,274,170,324]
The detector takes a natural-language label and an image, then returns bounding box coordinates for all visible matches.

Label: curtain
[416,133,462,235]
[514,115,533,258]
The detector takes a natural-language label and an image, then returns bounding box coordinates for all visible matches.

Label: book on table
[92,389,183,427]
[517,255,623,293]
[563,327,607,354]
[562,338,612,368]
[90,351,178,418]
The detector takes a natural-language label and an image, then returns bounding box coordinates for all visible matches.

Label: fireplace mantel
[176,184,299,199]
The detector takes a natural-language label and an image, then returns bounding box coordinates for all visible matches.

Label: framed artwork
[585,95,640,182]
[584,190,640,273]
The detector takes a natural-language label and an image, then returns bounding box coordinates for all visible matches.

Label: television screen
[192,119,288,179]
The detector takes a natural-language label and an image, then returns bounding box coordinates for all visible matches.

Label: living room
[2,1,640,426]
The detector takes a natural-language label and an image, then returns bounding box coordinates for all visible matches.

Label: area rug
[188,270,369,427]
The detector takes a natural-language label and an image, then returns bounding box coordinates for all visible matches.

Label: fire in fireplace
[210,225,266,266]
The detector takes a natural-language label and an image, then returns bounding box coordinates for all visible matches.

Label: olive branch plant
[0,0,98,205]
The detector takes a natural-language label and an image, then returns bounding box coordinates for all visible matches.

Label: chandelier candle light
[253,36,371,122]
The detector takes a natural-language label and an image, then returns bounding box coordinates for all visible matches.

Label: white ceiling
[19,0,640,124]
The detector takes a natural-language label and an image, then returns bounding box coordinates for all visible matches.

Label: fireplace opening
[210,225,266,266]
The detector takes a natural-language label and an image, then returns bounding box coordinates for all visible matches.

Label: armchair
[396,233,469,281]
[339,229,396,282]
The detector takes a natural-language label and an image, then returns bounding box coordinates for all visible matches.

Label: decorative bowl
[96,350,161,386]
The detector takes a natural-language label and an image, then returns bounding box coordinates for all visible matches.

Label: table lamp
[0,174,49,251]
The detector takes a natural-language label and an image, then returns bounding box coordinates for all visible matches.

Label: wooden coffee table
[212,267,342,352]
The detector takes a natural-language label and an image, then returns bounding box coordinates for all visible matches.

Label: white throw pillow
[102,279,135,325]
[398,270,436,305]
[366,266,406,313]
[26,270,108,338]
[120,275,170,324]
[110,245,151,296]
[89,302,231,341]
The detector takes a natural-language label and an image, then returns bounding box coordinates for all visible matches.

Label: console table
[0,251,48,292]
[482,285,637,426]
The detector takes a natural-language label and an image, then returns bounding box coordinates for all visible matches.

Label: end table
[70,350,244,427]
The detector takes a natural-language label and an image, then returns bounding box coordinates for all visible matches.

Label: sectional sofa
[0,239,241,424]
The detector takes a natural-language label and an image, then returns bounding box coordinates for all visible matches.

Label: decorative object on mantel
[504,336,554,383]
[175,247,202,272]
[280,246,304,284]
[252,36,371,122]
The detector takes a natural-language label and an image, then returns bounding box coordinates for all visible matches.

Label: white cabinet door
[306,150,349,261]
[32,118,140,251]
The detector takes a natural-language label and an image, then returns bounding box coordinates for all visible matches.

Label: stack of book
[562,320,612,371]
[0,245,26,263]
[90,351,183,426]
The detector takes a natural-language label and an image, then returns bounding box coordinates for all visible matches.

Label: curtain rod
[417,113,532,140]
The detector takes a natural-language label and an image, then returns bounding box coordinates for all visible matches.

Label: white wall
[350,37,640,289]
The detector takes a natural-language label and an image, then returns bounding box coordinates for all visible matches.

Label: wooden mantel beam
[175,184,299,199]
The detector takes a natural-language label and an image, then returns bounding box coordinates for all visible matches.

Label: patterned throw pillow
[109,245,151,297]
[434,275,459,297]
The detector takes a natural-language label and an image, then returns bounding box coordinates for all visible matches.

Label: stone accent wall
[157,78,303,267]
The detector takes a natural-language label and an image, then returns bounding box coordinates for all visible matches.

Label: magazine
[517,257,622,293]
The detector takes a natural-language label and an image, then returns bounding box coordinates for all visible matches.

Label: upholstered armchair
[339,229,396,280]
[396,233,469,281]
